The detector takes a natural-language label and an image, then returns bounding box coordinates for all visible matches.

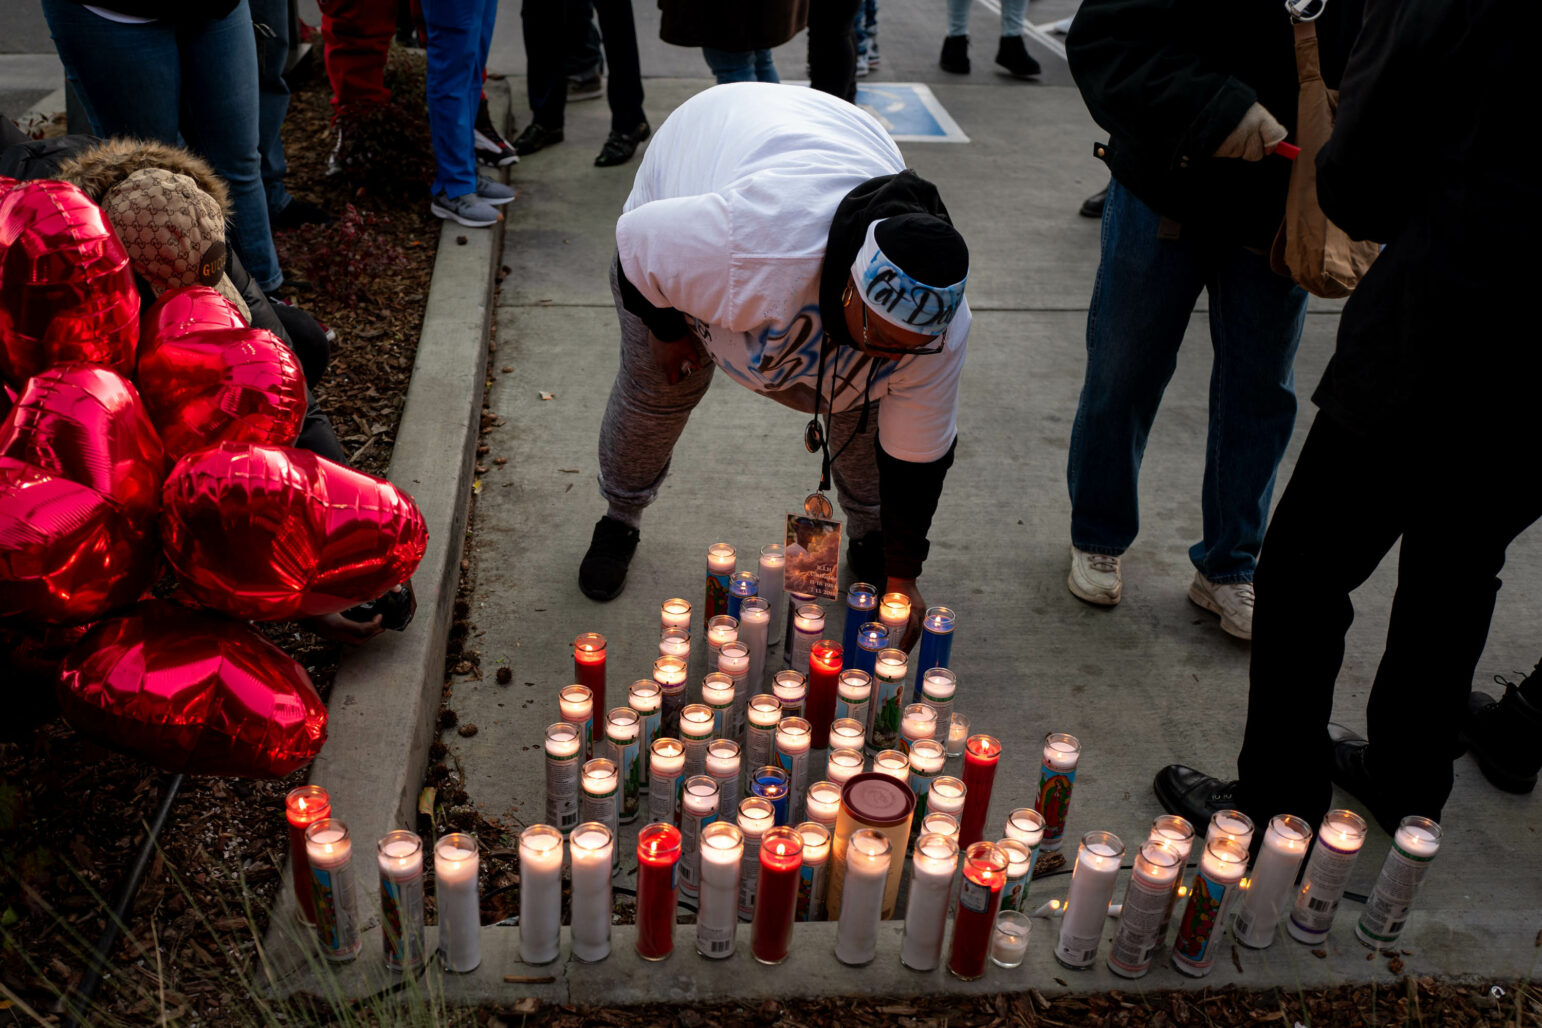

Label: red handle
[1273,141,1301,161]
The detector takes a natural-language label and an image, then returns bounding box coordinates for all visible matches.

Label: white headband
[848,218,968,337]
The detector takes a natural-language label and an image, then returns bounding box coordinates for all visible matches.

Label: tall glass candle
[636,822,683,960]
[1004,808,1047,885]
[305,819,361,962]
[804,780,842,827]
[648,738,686,824]
[929,776,967,821]
[1055,830,1126,969]
[701,671,736,740]
[658,627,691,660]
[899,703,938,755]
[736,796,777,921]
[569,822,614,962]
[558,684,595,762]
[789,603,825,676]
[653,653,688,737]
[728,569,758,621]
[705,739,742,800]
[826,747,865,786]
[998,838,1033,913]
[579,758,619,842]
[901,832,960,971]
[750,764,791,825]
[775,717,813,823]
[873,748,909,785]
[908,739,946,819]
[544,722,582,832]
[738,596,772,703]
[878,591,911,645]
[605,707,642,823]
[704,542,736,619]
[745,694,782,775]
[1107,838,1184,978]
[718,640,751,739]
[628,680,663,793]
[750,825,803,963]
[829,717,866,755]
[1206,808,1255,852]
[829,773,915,919]
[696,821,743,960]
[834,669,873,736]
[1355,816,1442,951]
[915,605,956,683]
[854,622,887,677]
[922,811,960,845]
[573,633,607,744]
[834,829,892,966]
[806,639,842,749]
[1234,814,1314,948]
[1151,813,1197,942]
[946,713,970,758]
[959,735,1002,846]
[680,703,715,782]
[919,667,956,730]
[772,669,807,720]
[1287,809,1368,944]
[285,784,330,926]
[678,776,721,901]
[949,840,1008,980]
[759,543,786,658]
[437,832,483,972]
[869,648,908,752]
[1171,836,1249,977]
[703,614,739,689]
[795,820,832,922]
[377,830,425,972]
[842,582,878,658]
[1035,732,1081,851]
[660,596,692,636]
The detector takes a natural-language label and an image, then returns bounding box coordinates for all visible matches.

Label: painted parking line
[856,82,970,143]
[972,0,1070,61]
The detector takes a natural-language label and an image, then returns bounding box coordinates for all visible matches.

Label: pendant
[803,493,834,519]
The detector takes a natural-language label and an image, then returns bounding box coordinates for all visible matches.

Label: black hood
[819,169,955,348]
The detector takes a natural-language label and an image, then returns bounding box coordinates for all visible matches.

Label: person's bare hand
[303,611,385,644]
[1212,102,1288,161]
[648,330,704,385]
[886,576,926,652]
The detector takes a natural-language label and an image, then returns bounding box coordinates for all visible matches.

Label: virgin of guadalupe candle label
[380,871,425,969]
[704,543,734,619]
[310,863,357,956]
[785,513,842,601]
[1037,757,1076,846]
[1173,866,1232,964]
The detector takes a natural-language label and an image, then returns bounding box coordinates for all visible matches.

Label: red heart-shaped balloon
[142,285,246,350]
[137,322,306,461]
[160,443,427,620]
[57,599,328,778]
[0,455,157,623]
[0,364,166,521]
[0,176,16,195]
[0,180,139,389]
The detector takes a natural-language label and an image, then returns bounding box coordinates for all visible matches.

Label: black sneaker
[1460,663,1542,793]
[939,34,970,74]
[579,517,640,601]
[512,122,564,157]
[595,121,650,168]
[474,98,519,167]
[1079,187,1108,219]
[847,532,885,586]
[995,34,1042,79]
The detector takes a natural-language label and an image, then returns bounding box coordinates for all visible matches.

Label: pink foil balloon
[160,443,428,620]
[0,179,139,389]
[58,599,328,778]
[142,285,245,349]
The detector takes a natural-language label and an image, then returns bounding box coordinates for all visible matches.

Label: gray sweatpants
[598,255,882,540]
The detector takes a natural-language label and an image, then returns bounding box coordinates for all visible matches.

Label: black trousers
[522,0,644,133]
[1236,411,1542,828]
[808,0,862,103]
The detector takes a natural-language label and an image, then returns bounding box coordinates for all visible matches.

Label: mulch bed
[0,43,438,1024]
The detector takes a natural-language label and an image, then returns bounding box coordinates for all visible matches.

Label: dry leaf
[472,479,482,494]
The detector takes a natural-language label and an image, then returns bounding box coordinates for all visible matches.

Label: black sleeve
[615,257,691,342]
[876,435,957,580]
[1067,0,1257,170]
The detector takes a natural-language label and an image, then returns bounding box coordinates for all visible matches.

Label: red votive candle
[285,784,330,925]
[806,640,843,750]
[573,633,607,737]
[958,734,1002,847]
[750,826,804,963]
[635,822,683,960]
[948,840,1009,980]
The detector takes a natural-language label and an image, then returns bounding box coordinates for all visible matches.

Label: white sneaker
[1068,546,1122,606]
[1189,572,1254,640]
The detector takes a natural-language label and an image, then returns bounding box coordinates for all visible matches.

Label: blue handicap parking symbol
[854,83,970,143]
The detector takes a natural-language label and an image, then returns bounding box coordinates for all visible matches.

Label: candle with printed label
[998,838,1033,913]
[775,717,813,823]
[558,684,595,761]
[704,542,736,619]
[727,569,758,620]
[795,820,832,922]
[305,819,361,961]
[1234,814,1314,948]
[705,739,742,801]
[901,832,960,971]
[701,671,736,740]
[680,703,715,782]
[1287,809,1368,944]
[959,735,1002,846]
[653,653,688,737]
[636,822,683,960]
[789,603,825,675]
[717,640,751,738]
[843,583,879,660]
[1206,808,1255,852]
[750,764,791,824]
[806,640,842,749]
[907,738,946,822]
[695,821,743,960]
[928,776,967,821]
[1150,814,1196,941]
[915,605,956,685]
[678,776,721,901]
[738,597,772,705]
[1107,838,1184,978]
[804,780,842,827]
[873,748,910,785]
[647,738,685,824]
[919,667,956,732]
[569,822,614,962]
[1035,732,1081,851]
[759,543,786,653]
[627,680,663,792]
[878,591,911,644]
[834,829,893,965]
[658,627,690,660]
[544,722,582,832]
[736,797,777,921]
[834,669,873,735]
[704,614,739,691]
[573,633,607,746]
[899,703,938,755]
[1004,807,1047,885]
[377,830,425,972]
[436,832,483,972]
[744,694,782,775]
[830,717,866,755]
[827,747,865,786]
[1055,831,1125,970]
[1171,836,1249,977]
[285,785,330,925]
[772,669,807,720]
[829,772,915,919]
[580,758,620,843]
[854,622,887,677]
[922,811,961,846]
[1355,816,1442,950]
[949,840,1009,980]
[751,826,804,963]
[869,648,908,752]
[604,708,642,823]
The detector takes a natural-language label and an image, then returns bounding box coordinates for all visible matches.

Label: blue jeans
[41,0,284,292]
[946,0,1026,36]
[1066,179,1307,583]
[421,0,498,198]
[701,48,779,84]
[250,0,293,217]
[853,0,876,55]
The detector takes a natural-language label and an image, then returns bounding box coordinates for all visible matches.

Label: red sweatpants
[320,0,395,113]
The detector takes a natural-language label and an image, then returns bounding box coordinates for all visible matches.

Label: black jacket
[1067,0,1362,249]
[1312,0,1538,439]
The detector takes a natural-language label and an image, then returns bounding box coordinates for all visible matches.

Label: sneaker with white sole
[1068,546,1122,606]
[430,190,499,228]
[1188,572,1254,640]
[477,178,516,206]
[474,98,519,167]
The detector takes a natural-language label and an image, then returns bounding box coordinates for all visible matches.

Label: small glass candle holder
[826,747,865,786]
[945,713,970,758]
[991,910,1032,968]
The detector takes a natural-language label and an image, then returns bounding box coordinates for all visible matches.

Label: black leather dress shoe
[1153,764,1238,826]
[512,122,564,156]
[1327,723,1399,833]
[595,121,651,167]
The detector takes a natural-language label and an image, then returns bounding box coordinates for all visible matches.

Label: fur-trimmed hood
[55,137,231,218]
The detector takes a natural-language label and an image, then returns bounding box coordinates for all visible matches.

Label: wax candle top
[1080,830,1125,868]
[761,826,804,870]
[1042,732,1080,768]
[902,704,938,732]
[701,820,744,861]
[857,623,889,650]
[654,654,688,684]
[846,582,878,609]
[776,717,812,750]
[638,821,684,864]
[966,735,1002,763]
[681,776,721,813]
[998,838,1032,877]
[752,765,789,800]
[922,811,960,840]
[805,780,841,816]
[830,719,864,744]
[628,680,662,711]
[439,831,481,872]
[847,827,893,870]
[545,721,582,755]
[1319,809,1368,852]
[1199,836,1249,879]
[739,596,771,621]
[574,633,606,661]
[929,776,966,809]
[707,543,737,573]
[1266,814,1313,852]
[748,694,783,728]
[661,597,692,624]
[659,630,690,659]
[921,667,957,698]
[651,737,685,764]
[922,605,956,633]
[707,739,741,767]
[731,570,759,594]
[286,784,330,824]
[707,615,739,642]
[702,673,735,702]
[571,823,614,856]
[738,796,776,835]
[962,840,1009,885]
[914,831,960,874]
[772,670,807,699]
[305,819,349,861]
[759,543,785,567]
[798,821,832,860]
[828,748,864,773]
[879,592,911,623]
[582,759,618,788]
[811,639,843,671]
[875,647,908,678]
[908,739,946,770]
[794,604,825,628]
[1150,813,1195,848]
[1209,809,1254,844]
[377,830,422,874]
[1394,816,1442,857]
[719,641,750,668]
[1005,807,1046,846]
[559,684,593,713]
[873,749,908,777]
[681,704,715,739]
[838,669,872,696]
[606,708,640,738]
[948,714,970,739]
[1136,838,1183,880]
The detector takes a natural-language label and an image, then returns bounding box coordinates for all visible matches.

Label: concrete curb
[259,88,506,982]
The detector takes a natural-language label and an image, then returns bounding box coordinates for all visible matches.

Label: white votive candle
[946,713,970,758]
[759,544,786,657]
[1206,809,1255,852]
[678,776,722,900]
[1055,831,1125,969]
[658,628,691,660]
[544,722,582,832]
[569,822,614,962]
[727,617,762,735]
[1150,813,1196,939]
[873,748,909,785]
[696,821,743,959]
[1171,836,1249,977]
[1234,814,1314,949]
[680,703,716,781]
[899,703,938,755]
[999,838,1033,913]
[805,780,842,827]
[922,811,960,845]
[580,758,620,842]
[305,819,361,962]
[790,603,825,675]
[835,669,873,733]
[919,667,956,732]
[1106,838,1183,978]
[627,679,663,791]
[701,671,736,740]
[878,591,911,639]
[928,776,966,819]
[604,707,642,824]
[834,829,893,965]
[437,832,483,972]
[706,738,742,798]
[1355,816,1442,951]
[992,910,1032,968]
[660,597,692,635]
[829,717,866,755]
[870,648,909,752]
[1288,809,1367,944]
[772,670,807,719]
[826,747,865,786]
[775,717,813,823]
[377,830,425,972]
[900,832,959,971]
[908,738,946,808]
[737,797,777,921]
[558,684,595,760]
[796,821,833,922]
[745,694,782,773]
[648,738,686,824]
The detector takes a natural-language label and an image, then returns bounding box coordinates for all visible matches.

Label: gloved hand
[1212,102,1288,161]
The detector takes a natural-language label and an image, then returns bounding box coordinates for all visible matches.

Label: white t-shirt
[616,83,970,464]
